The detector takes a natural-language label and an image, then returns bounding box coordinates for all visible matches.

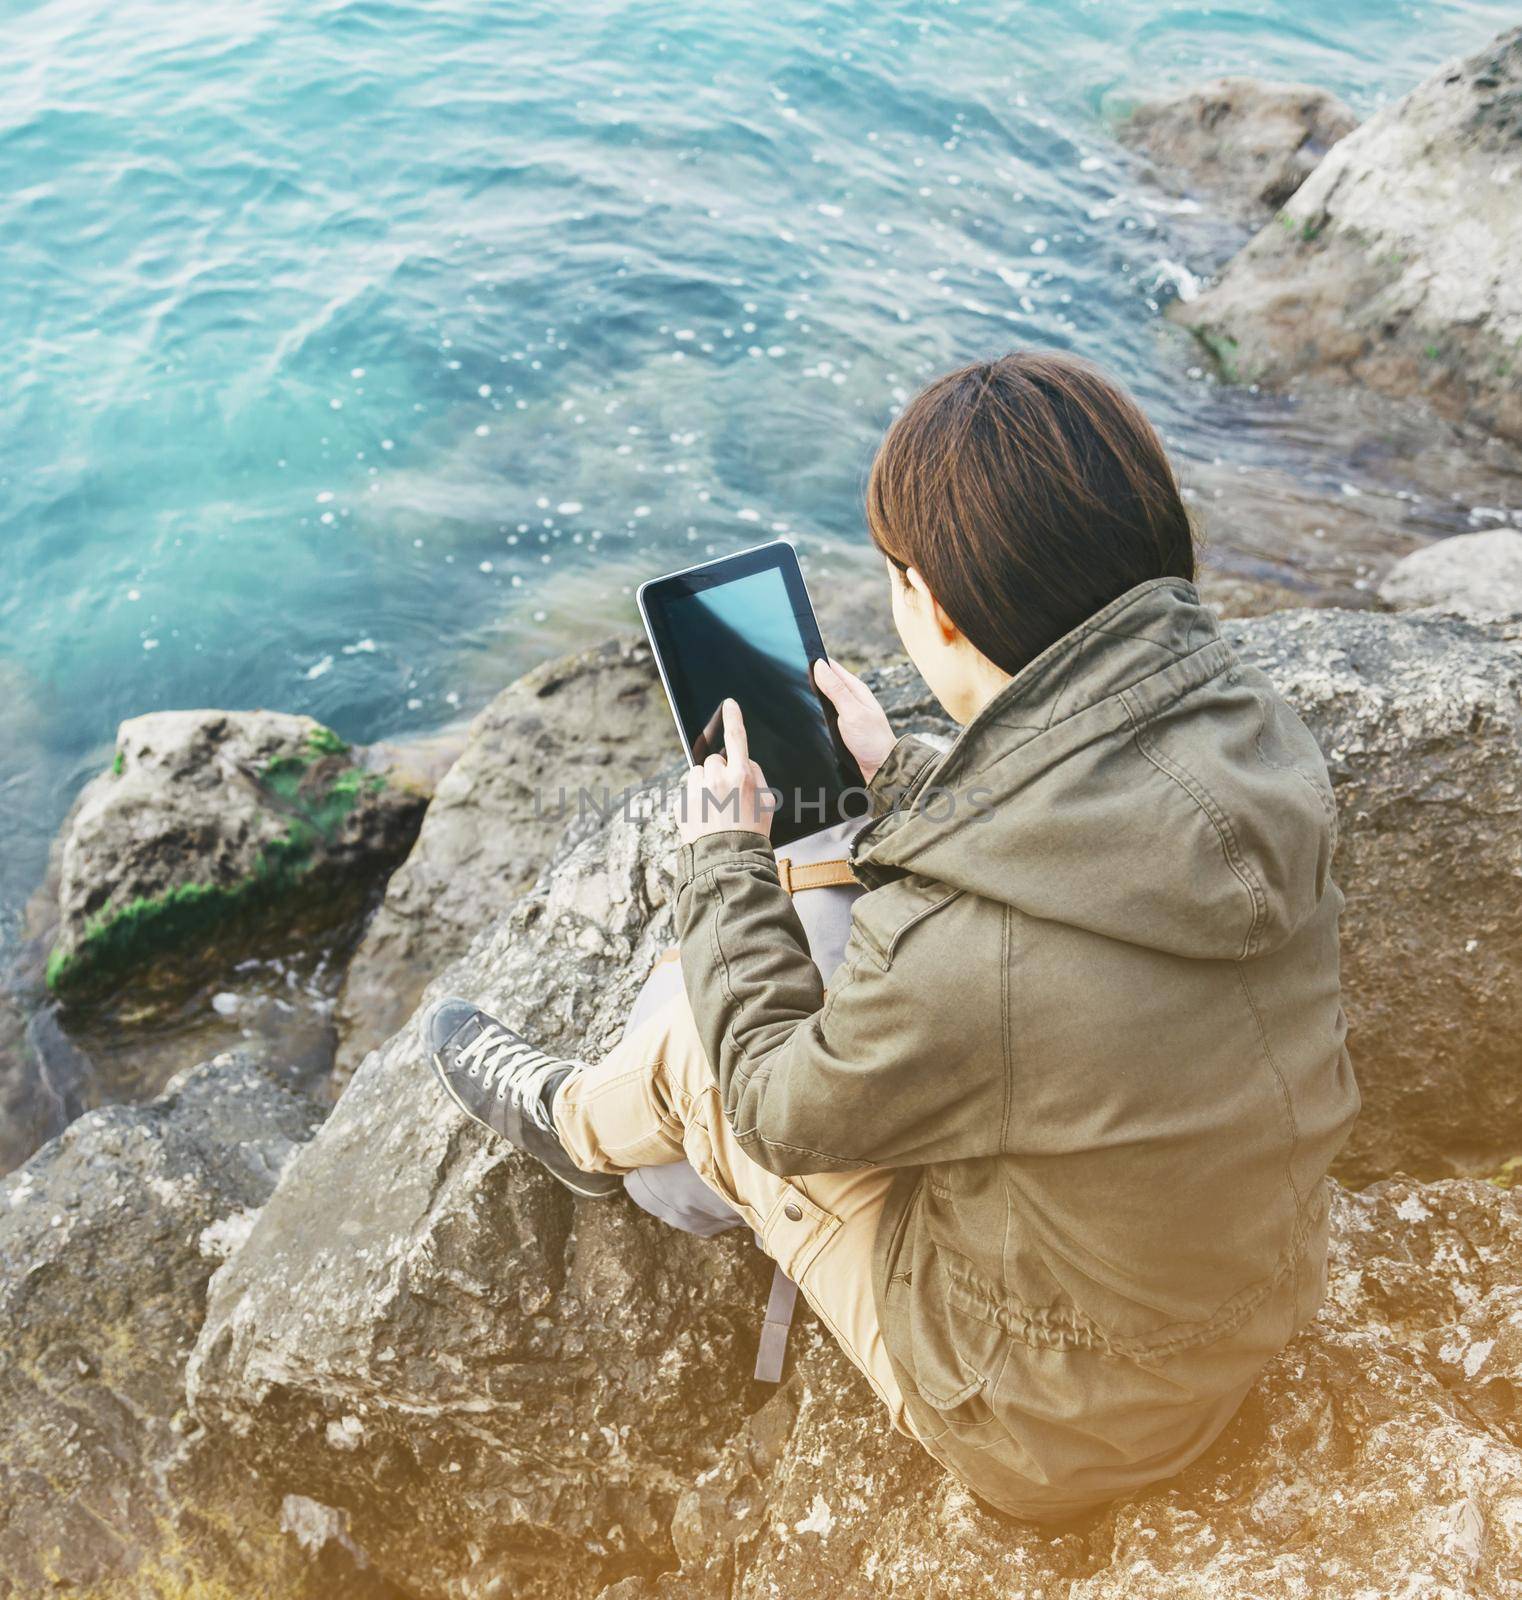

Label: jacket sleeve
[671,822,1004,1177]
[864,733,942,817]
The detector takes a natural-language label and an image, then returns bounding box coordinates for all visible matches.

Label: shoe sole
[420,998,620,1203]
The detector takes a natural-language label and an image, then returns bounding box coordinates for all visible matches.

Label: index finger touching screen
[638,542,868,847]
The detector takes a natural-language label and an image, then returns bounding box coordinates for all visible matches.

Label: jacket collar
[856,577,1228,870]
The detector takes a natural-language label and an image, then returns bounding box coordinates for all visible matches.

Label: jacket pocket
[902,1285,1010,1446]
[915,1342,988,1411]
[849,876,963,972]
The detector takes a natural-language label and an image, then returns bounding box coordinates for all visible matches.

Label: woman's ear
[906,565,961,645]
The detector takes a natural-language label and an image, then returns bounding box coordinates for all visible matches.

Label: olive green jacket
[671,578,1360,1521]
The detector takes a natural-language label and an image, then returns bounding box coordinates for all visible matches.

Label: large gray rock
[1378,527,1522,618]
[45,709,429,1002]
[1175,29,1522,445]
[1122,76,1357,226]
[1229,608,1522,1182]
[0,1052,397,1597]
[187,623,1522,1598]
[186,667,951,1600]
[331,637,673,1087]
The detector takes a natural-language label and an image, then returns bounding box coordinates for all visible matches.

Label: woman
[423,351,1360,1521]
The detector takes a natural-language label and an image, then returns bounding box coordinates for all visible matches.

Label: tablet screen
[641,546,868,847]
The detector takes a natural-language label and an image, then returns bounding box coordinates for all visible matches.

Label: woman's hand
[675,697,775,844]
[814,657,897,784]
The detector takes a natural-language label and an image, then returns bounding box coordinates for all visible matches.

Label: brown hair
[865,351,1194,676]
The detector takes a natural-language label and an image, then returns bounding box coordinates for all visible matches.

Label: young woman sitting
[421,350,1360,1522]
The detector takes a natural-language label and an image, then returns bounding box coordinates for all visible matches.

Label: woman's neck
[947,648,1015,726]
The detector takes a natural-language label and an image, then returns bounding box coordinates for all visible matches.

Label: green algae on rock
[44,710,427,1002]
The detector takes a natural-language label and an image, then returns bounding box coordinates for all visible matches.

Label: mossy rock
[45,710,426,1004]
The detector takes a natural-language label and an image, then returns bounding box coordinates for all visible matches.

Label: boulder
[1378,527,1522,618]
[187,626,1522,1598]
[1122,76,1357,226]
[0,1051,398,1597]
[331,636,674,1087]
[1228,608,1522,1182]
[1174,28,1522,445]
[185,666,955,1599]
[44,709,429,1003]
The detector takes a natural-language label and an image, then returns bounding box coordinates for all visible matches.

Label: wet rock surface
[0,1051,400,1598]
[1174,28,1522,446]
[1378,527,1522,618]
[187,617,1522,1597]
[0,989,57,1176]
[1122,76,1357,227]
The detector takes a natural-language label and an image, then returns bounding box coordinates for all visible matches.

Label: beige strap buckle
[776,856,856,895]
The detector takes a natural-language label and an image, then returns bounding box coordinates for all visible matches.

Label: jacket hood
[858,579,1337,961]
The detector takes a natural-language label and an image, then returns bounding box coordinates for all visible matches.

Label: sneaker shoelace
[456,1024,561,1134]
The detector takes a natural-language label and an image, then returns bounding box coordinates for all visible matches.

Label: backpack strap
[753,1261,800,1383]
[776,856,856,895]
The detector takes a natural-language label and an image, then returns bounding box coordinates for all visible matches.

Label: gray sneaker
[421,996,622,1200]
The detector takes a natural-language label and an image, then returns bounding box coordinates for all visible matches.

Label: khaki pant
[553,980,914,1439]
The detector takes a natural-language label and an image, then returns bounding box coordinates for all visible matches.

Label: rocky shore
[4,24,1522,1600]
[1162,28,1522,445]
[6,594,1520,1598]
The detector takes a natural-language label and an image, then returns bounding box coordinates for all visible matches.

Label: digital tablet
[637,540,869,847]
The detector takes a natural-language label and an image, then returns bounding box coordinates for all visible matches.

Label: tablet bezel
[636,539,868,830]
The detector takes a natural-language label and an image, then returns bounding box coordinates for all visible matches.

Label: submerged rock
[1174,28,1522,444]
[1378,527,1522,618]
[188,619,1522,1598]
[331,637,673,1087]
[0,1052,398,1597]
[44,709,428,1002]
[1122,76,1356,226]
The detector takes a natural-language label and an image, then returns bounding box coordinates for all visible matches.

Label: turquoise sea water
[1,0,1516,947]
